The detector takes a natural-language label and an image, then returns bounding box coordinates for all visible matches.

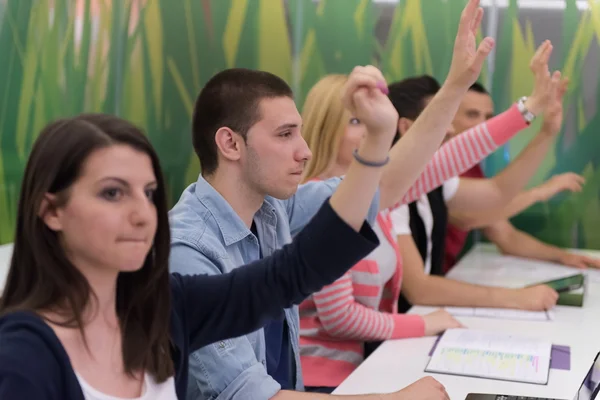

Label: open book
[425,328,552,384]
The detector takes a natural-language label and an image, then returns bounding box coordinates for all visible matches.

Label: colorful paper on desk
[428,335,571,370]
[425,328,553,384]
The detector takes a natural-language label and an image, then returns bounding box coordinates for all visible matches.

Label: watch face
[524,112,535,122]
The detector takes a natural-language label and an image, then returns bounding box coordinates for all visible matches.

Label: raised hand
[535,172,584,202]
[524,40,564,116]
[341,65,399,142]
[445,0,495,91]
[540,75,569,135]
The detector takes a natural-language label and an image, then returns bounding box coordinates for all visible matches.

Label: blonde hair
[301,74,351,182]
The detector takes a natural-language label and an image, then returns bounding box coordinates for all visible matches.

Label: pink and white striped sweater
[299,105,528,388]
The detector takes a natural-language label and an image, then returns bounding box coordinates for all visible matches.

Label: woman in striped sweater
[298,73,556,393]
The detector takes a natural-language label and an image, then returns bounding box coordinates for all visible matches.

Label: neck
[319,161,349,180]
[51,256,119,328]
[85,268,119,327]
[205,168,264,228]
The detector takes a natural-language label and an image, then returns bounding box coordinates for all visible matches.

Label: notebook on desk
[425,328,552,385]
[465,351,600,399]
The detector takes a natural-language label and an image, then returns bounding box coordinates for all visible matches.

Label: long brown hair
[0,114,174,381]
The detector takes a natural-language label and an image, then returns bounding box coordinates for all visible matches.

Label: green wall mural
[0,0,599,251]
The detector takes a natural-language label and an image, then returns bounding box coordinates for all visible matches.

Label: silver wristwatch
[516,96,536,124]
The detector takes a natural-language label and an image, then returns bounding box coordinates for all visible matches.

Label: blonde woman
[298,71,557,392]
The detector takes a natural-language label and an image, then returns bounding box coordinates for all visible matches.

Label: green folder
[527,273,586,307]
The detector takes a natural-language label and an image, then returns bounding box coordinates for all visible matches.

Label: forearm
[484,223,565,262]
[490,129,554,202]
[331,136,390,230]
[313,273,425,340]
[378,84,467,209]
[273,390,388,399]
[450,188,540,230]
[405,275,520,309]
[318,304,425,341]
[383,104,528,208]
[397,234,522,309]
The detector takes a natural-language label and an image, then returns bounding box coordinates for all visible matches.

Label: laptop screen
[575,353,600,400]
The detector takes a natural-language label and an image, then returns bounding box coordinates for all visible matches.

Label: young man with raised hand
[444,77,600,274]
[169,1,492,399]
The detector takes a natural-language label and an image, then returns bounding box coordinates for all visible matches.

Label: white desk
[0,243,13,290]
[333,243,600,399]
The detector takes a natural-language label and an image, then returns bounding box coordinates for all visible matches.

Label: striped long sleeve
[310,270,425,340]
[398,104,527,206]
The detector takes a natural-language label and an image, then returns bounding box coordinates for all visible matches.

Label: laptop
[465,351,600,400]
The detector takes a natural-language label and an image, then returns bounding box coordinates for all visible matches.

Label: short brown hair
[192,68,293,175]
[388,75,441,144]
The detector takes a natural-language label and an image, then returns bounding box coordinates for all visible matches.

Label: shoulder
[0,310,64,360]
[0,311,72,398]
[169,184,212,246]
[169,193,227,270]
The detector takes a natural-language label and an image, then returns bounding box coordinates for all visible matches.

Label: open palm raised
[446,0,496,90]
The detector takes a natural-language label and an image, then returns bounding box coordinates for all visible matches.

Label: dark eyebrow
[274,123,300,132]
[98,177,129,186]
[98,177,158,187]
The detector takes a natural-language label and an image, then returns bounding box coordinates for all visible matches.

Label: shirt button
[219,341,226,348]
[261,360,266,366]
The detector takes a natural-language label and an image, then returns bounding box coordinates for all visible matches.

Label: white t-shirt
[76,372,178,400]
[374,209,399,285]
[390,177,460,275]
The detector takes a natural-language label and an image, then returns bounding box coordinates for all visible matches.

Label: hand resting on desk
[386,377,450,400]
[424,309,465,336]
[513,285,559,310]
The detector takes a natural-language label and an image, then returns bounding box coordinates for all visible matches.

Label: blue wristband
[352,149,390,167]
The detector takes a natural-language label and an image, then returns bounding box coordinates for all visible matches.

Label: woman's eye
[145,188,156,201]
[101,188,123,201]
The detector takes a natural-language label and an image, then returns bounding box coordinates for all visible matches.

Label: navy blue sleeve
[0,313,66,400]
[174,199,380,351]
[0,373,47,399]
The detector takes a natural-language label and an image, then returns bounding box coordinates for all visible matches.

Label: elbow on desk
[482,224,514,255]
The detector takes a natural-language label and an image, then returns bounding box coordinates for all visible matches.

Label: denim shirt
[168,174,380,400]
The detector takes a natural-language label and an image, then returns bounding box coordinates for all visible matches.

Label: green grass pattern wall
[0,0,599,250]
